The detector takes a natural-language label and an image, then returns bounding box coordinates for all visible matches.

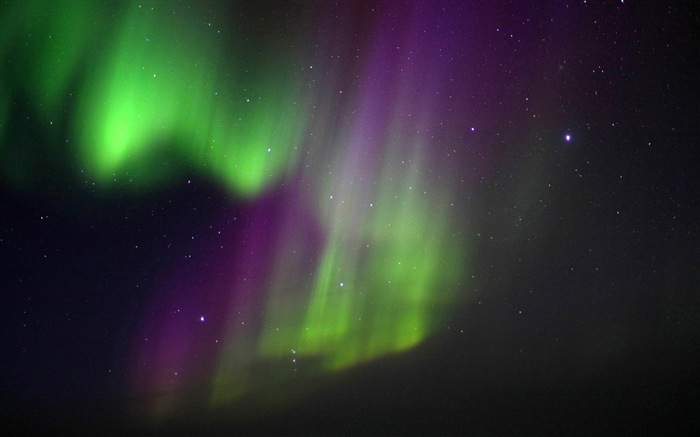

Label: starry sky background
[1,0,698,434]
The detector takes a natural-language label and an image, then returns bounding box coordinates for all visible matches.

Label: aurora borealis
[3,0,470,421]
[2,0,698,434]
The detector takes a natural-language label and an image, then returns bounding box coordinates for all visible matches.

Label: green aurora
[1,0,470,419]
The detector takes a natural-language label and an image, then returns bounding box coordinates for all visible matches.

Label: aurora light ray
[1,0,473,422]
[254,2,465,372]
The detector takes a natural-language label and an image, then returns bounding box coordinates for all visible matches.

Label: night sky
[1,0,698,435]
